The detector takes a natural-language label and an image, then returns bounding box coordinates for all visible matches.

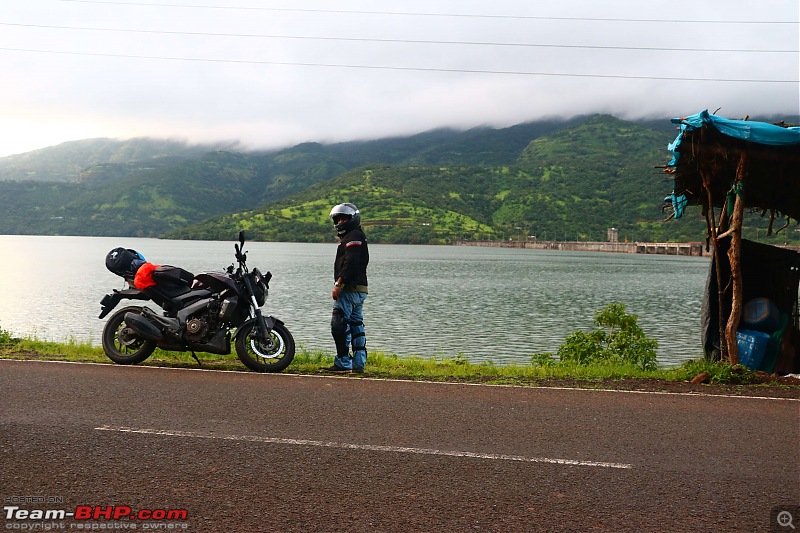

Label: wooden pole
[723,151,748,365]
[701,174,728,360]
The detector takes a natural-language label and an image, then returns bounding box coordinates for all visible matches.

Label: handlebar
[234,241,247,270]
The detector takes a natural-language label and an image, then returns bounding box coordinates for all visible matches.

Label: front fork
[250,305,275,340]
[240,273,273,340]
[244,276,274,340]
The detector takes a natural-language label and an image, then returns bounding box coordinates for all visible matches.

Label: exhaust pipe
[124,312,163,341]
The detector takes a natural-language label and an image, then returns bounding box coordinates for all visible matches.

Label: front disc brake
[250,331,284,359]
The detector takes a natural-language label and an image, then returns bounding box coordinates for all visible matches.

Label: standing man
[323,203,369,374]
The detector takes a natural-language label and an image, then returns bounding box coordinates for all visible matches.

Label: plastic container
[736,329,771,370]
[741,298,781,333]
[759,314,789,373]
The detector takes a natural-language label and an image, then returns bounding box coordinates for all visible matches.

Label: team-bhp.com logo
[4,505,188,528]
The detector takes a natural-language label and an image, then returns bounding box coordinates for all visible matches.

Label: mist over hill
[168,115,712,244]
[0,114,794,244]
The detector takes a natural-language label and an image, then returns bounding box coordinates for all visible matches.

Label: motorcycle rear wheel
[102,306,157,365]
[235,320,295,372]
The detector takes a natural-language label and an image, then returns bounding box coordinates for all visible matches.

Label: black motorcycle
[99,232,295,372]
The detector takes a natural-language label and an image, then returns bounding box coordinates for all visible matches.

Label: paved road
[1,360,798,532]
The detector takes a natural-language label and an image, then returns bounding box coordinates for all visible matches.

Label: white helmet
[329,203,360,235]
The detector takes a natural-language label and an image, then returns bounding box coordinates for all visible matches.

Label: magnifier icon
[778,510,796,529]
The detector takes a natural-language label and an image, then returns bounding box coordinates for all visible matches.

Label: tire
[101,306,157,365]
[235,319,295,372]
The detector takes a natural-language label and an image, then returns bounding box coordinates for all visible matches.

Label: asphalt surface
[1,359,798,532]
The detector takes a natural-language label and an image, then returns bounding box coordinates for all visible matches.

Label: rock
[690,372,711,384]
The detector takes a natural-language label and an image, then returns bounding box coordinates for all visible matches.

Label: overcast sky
[1,0,797,157]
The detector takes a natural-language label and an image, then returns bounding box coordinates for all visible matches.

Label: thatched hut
[663,110,800,369]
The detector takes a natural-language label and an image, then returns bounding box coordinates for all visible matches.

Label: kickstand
[190,351,202,368]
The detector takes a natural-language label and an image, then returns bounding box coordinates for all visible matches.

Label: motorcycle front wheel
[101,306,157,365]
[235,319,295,372]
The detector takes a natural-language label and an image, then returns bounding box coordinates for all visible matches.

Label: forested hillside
[1,115,795,244]
[0,119,577,237]
[0,137,235,183]
[168,116,709,243]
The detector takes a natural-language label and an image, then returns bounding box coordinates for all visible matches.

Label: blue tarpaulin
[668,110,800,167]
[676,110,800,145]
[665,110,800,221]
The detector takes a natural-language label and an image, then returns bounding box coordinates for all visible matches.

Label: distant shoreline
[455,239,800,256]
[454,239,709,256]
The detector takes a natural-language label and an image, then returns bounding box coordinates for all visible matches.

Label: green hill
[0,119,587,237]
[167,116,711,244]
[2,115,794,244]
[0,137,236,183]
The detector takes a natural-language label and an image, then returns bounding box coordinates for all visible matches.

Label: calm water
[0,235,709,366]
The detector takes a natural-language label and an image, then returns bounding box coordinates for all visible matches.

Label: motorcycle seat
[152,266,194,287]
[143,267,209,314]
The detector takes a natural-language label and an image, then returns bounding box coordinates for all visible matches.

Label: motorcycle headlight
[250,269,268,306]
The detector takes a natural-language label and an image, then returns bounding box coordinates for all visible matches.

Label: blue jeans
[331,291,367,370]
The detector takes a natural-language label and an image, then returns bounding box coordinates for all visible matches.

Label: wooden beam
[701,170,728,360]
[723,151,749,365]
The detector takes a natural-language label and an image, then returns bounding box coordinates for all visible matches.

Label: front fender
[99,288,150,319]
[235,315,281,340]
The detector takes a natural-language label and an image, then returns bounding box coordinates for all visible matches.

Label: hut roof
[664,110,800,222]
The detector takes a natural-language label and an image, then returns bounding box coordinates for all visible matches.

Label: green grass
[0,335,790,389]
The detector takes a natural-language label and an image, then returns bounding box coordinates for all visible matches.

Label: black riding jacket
[334,226,369,293]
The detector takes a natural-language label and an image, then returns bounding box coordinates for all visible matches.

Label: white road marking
[95,424,632,469]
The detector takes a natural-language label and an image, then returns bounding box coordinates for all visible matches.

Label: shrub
[0,322,12,344]
[530,352,556,367]
[672,358,761,384]
[556,303,659,371]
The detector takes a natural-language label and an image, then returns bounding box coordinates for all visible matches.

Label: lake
[0,235,709,366]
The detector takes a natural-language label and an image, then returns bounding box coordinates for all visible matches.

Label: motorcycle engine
[186,317,208,343]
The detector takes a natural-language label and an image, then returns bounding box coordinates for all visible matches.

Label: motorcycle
[98,231,295,372]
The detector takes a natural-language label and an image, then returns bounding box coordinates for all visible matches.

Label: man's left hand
[332,285,341,300]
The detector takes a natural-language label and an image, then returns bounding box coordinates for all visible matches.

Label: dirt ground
[524,375,800,399]
[389,372,800,399]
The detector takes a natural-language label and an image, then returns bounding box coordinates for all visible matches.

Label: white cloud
[0,0,797,156]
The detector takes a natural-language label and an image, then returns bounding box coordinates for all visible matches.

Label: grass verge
[1,336,798,396]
